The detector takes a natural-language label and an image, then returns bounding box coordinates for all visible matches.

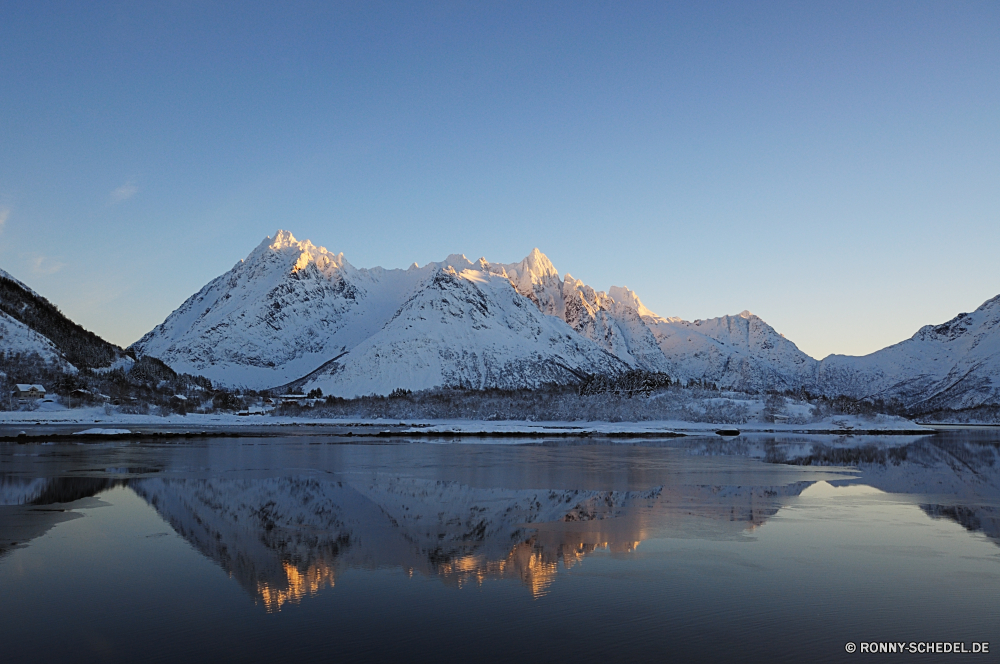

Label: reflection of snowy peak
[130,475,668,605]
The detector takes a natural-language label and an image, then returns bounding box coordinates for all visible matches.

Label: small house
[14,384,46,400]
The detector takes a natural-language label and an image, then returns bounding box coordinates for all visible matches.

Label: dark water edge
[1,431,999,663]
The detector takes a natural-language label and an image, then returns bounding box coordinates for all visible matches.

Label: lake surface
[2,431,999,663]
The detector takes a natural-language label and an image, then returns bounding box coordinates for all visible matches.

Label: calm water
[2,431,999,663]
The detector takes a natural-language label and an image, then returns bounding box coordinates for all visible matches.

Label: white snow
[127,230,1000,410]
[130,232,626,396]
[0,310,73,369]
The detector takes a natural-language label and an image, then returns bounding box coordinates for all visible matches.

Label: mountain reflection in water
[2,430,1000,614]
[128,476,685,606]
[0,470,814,607]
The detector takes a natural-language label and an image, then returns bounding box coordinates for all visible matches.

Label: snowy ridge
[131,230,1000,409]
[132,232,628,395]
[0,267,70,366]
[641,310,816,391]
[0,268,41,299]
[816,295,1000,409]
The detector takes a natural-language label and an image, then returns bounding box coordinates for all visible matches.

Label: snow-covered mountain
[499,250,673,373]
[131,232,628,395]
[0,269,66,366]
[0,267,126,370]
[130,230,1000,410]
[0,310,69,368]
[639,309,817,392]
[816,295,1000,410]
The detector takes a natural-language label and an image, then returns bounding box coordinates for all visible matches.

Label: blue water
[1,432,998,663]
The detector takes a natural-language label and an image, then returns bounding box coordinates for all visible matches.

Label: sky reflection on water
[1,432,999,663]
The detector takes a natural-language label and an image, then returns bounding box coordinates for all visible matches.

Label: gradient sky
[1,1,997,358]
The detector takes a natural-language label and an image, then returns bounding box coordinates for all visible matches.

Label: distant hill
[0,268,128,369]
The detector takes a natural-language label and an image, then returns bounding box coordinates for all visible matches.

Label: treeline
[277,382,756,424]
[270,371,952,424]
[0,274,124,369]
[578,370,674,397]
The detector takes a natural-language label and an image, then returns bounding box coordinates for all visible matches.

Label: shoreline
[0,414,938,442]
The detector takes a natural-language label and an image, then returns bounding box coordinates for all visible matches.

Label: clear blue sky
[1,1,997,358]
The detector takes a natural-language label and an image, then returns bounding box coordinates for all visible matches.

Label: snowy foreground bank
[0,402,931,436]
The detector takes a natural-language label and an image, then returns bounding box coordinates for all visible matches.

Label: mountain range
[3,231,998,412]
[128,231,1000,410]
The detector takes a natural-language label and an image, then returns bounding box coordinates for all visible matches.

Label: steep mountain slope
[0,268,126,369]
[494,253,815,389]
[498,251,672,373]
[817,295,1000,410]
[639,309,818,391]
[0,309,68,367]
[131,232,628,394]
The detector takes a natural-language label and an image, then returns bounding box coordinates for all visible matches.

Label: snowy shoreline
[0,405,934,440]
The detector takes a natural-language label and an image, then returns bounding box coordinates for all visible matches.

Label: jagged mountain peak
[607,286,656,317]
[244,230,350,278]
[520,248,560,279]
[440,253,473,270]
[500,248,561,292]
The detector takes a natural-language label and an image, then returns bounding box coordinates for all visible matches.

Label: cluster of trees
[272,374,944,425]
[779,388,908,417]
[916,404,1000,424]
[277,381,755,424]
[578,370,673,397]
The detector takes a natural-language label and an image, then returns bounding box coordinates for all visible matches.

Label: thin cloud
[110,182,138,204]
[31,255,65,275]
[0,207,9,232]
